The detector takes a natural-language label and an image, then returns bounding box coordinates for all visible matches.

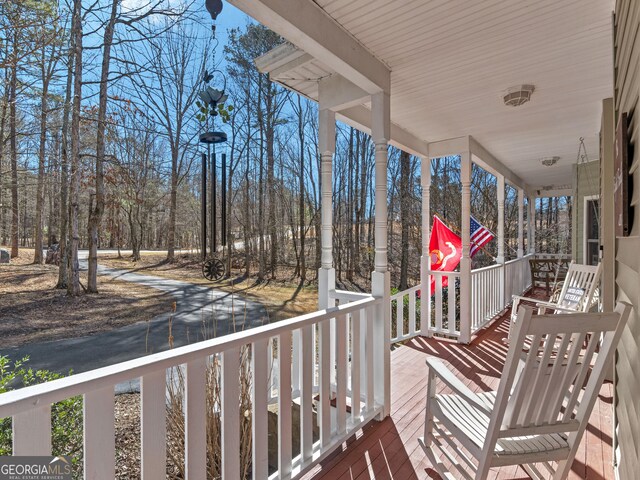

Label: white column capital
[421,156,431,186]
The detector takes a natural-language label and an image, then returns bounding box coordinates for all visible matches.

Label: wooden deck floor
[302,290,614,480]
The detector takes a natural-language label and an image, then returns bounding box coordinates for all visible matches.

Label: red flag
[429,215,462,295]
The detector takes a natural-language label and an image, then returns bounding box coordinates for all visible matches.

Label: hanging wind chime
[199,0,230,281]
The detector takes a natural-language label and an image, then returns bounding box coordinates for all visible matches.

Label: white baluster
[252,339,269,480]
[13,405,50,455]
[185,359,206,480]
[84,386,115,480]
[141,370,166,480]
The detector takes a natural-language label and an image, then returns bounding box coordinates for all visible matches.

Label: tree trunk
[257,78,265,281]
[297,96,306,281]
[34,61,49,264]
[266,92,277,279]
[0,77,9,247]
[67,0,83,296]
[57,40,73,289]
[399,150,410,290]
[167,148,178,262]
[87,0,119,292]
[346,127,354,282]
[9,35,19,259]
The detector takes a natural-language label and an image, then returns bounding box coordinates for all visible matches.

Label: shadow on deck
[302,288,614,480]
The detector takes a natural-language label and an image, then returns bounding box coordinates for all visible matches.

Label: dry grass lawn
[0,249,172,347]
[99,252,319,322]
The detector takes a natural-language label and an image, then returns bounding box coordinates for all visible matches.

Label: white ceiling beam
[227,0,390,94]
[337,105,429,158]
[254,43,314,79]
[468,136,528,191]
[426,136,470,159]
[530,187,573,198]
[318,75,369,112]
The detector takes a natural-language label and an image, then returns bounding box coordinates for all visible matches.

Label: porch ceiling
[249,0,614,188]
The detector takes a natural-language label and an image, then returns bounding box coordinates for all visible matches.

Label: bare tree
[124,17,203,262]
[67,0,83,296]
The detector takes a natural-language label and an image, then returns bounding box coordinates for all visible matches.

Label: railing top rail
[471,263,502,274]
[504,255,533,266]
[330,289,372,301]
[390,285,420,301]
[0,296,380,418]
[426,270,461,277]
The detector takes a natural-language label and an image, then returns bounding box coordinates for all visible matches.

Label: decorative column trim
[496,174,506,309]
[459,151,472,344]
[370,90,390,418]
[517,188,524,257]
[420,156,432,337]
[528,195,536,254]
[496,174,505,264]
[318,108,336,311]
[319,109,335,271]
[371,92,390,273]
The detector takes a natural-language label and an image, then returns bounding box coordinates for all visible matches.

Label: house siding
[614,1,640,478]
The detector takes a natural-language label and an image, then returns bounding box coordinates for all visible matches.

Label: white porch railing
[389,271,462,343]
[471,263,503,332]
[0,296,385,480]
[389,255,533,344]
[504,254,533,302]
[389,285,421,342]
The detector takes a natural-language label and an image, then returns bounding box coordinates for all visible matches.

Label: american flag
[470,216,494,257]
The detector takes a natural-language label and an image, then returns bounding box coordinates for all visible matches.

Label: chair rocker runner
[419,302,631,479]
[510,262,602,338]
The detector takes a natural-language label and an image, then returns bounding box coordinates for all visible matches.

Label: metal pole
[212,150,217,254]
[221,152,227,247]
[201,153,207,259]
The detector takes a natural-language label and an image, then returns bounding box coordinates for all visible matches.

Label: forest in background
[0,0,572,294]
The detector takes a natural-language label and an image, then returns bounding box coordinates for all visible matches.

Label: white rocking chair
[509,262,602,338]
[419,301,631,480]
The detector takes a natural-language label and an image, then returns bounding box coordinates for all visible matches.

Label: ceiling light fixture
[503,84,535,107]
[540,156,560,167]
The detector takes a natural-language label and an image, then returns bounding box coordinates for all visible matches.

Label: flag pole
[432,212,508,260]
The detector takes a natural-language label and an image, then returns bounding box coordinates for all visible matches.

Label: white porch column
[528,195,536,254]
[371,91,391,417]
[496,175,505,264]
[459,152,472,344]
[420,156,432,337]
[517,188,524,258]
[318,108,336,310]
[496,175,506,307]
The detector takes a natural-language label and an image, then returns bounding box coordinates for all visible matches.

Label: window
[584,197,600,266]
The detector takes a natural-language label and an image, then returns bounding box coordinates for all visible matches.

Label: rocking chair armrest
[534,300,576,313]
[511,295,540,306]
[425,358,492,416]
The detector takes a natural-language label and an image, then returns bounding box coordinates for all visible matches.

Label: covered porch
[0,1,622,479]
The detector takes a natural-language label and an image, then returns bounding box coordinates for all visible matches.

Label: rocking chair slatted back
[554,262,602,311]
[494,303,627,441]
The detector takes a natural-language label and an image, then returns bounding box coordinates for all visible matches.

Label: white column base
[318,267,335,310]
[420,255,432,338]
[371,270,390,419]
